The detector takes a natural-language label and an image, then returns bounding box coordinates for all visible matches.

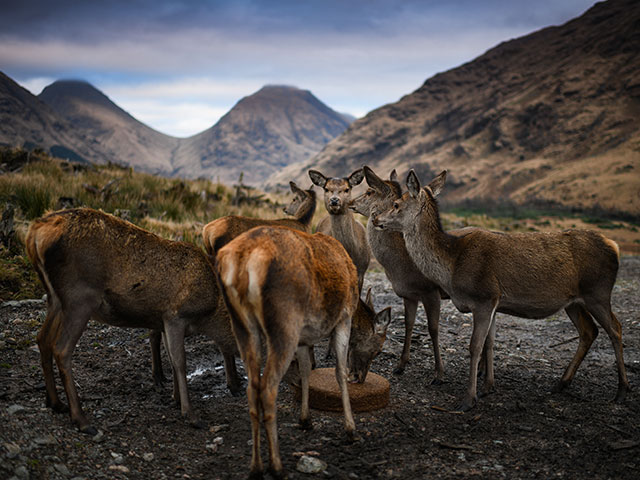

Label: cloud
[2,0,597,136]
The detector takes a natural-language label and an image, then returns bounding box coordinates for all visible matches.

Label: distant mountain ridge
[1,76,351,185]
[267,0,640,217]
[171,85,351,185]
[39,80,179,174]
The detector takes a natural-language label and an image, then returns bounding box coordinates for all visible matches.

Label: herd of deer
[25,166,630,479]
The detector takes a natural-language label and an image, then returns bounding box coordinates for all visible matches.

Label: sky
[1,0,597,138]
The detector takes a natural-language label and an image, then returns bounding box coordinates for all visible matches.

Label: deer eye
[393,202,399,210]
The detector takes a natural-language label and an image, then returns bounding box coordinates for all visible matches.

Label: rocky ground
[1,257,639,480]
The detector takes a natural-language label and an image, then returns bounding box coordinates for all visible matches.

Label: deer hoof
[189,417,206,430]
[551,379,569,394]
[454,397,476,412]
[298,418,313,431]
[430,377,445,386]
[614,385,630,403]
[267,466,286,480]
[79,424,98,436]
[393,366,405,375]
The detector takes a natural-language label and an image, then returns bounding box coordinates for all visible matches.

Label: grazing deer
[373,170,630,411]
[349,166,446,381]
[216,225,389,479]
[25,208,240,435]
[202,181,316,255]
[309,169,370,291]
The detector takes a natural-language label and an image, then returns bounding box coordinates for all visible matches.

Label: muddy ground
[1,256,639,480]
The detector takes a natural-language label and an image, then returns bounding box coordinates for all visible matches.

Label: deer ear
[308,170,327,188]
[389,169,398,183]
[364,287,373,309]
[289,181,303,195]
[374,307,392,335]
[364,166,388,192]
[406,170,421,198]
[428,171,447,197]
[349,168,365,187]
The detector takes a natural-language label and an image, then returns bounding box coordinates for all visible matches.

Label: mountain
[39,80,179,175]
[266,0,640,217]
[171,85,351,185]
[0,72,102,163]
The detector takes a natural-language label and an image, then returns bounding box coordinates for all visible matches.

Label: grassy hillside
[0,147,290,301]
[1,146,638,301]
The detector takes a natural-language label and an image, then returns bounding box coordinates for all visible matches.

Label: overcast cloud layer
[1,0,596,137]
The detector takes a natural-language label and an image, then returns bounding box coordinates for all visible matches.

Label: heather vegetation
[0,147,288,301]
[1,146,638,302]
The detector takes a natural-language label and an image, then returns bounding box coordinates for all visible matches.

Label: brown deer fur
[216,225,385,479]
[202,181,316,256]
[309,169,370,291]
[25,208,240,435]
[350,166,446,380]
[373,170,630,411]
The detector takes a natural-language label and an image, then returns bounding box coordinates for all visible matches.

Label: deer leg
[296,345,313,430]
[457,302,496,412]
[52,300,94,434]
[584,299,630,402]
[553,304,598,394]
[163,319,201,427]
[479,312,497,397]
[422,290,444,384]
[332,317,356,438]
[37,302,68,413]
[261,344,296,480]
[222,350,242,396]
[149,330,165,387]
[161,333,180,407]
[394,297,417,375]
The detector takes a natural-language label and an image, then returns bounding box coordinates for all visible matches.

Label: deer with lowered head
[201,180,389,382]
[350,166,448,380]
[216,225,390,479]
[25,208,240,435]
[309,168,370,291]
[373,169,630,411]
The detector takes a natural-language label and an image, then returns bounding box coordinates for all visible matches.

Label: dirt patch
[1,257,639,480]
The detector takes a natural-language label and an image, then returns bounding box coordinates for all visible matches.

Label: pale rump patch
[603,235,620,261]
[246,248,269,318]
[203,220,228,249]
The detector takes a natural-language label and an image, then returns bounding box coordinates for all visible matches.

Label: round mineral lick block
[295,367,390,412]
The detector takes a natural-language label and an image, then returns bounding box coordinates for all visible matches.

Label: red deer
[373,170,630,411]
[216,225,389,478]
[202,181,316,255]
[349,166,445,381]
[350,166,479,381]
[309,169,370,291]
[25,208,240,435]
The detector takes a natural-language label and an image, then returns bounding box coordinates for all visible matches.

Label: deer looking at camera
[309,168,370,291]
[373,170,630,411]
[216,225,389,479]
[201,181,389,382]
[25,208,240,435]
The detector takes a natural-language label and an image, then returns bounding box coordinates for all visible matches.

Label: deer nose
[329,197,340,206]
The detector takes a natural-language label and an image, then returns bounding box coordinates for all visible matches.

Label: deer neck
[402,210,454,290]
[330,210,359,252]
[295,200,316,229]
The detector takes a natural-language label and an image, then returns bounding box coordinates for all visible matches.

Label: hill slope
[267,0,640,217]
[172,85,351,185]
[0,73,102,163]
[39,80,180,174]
